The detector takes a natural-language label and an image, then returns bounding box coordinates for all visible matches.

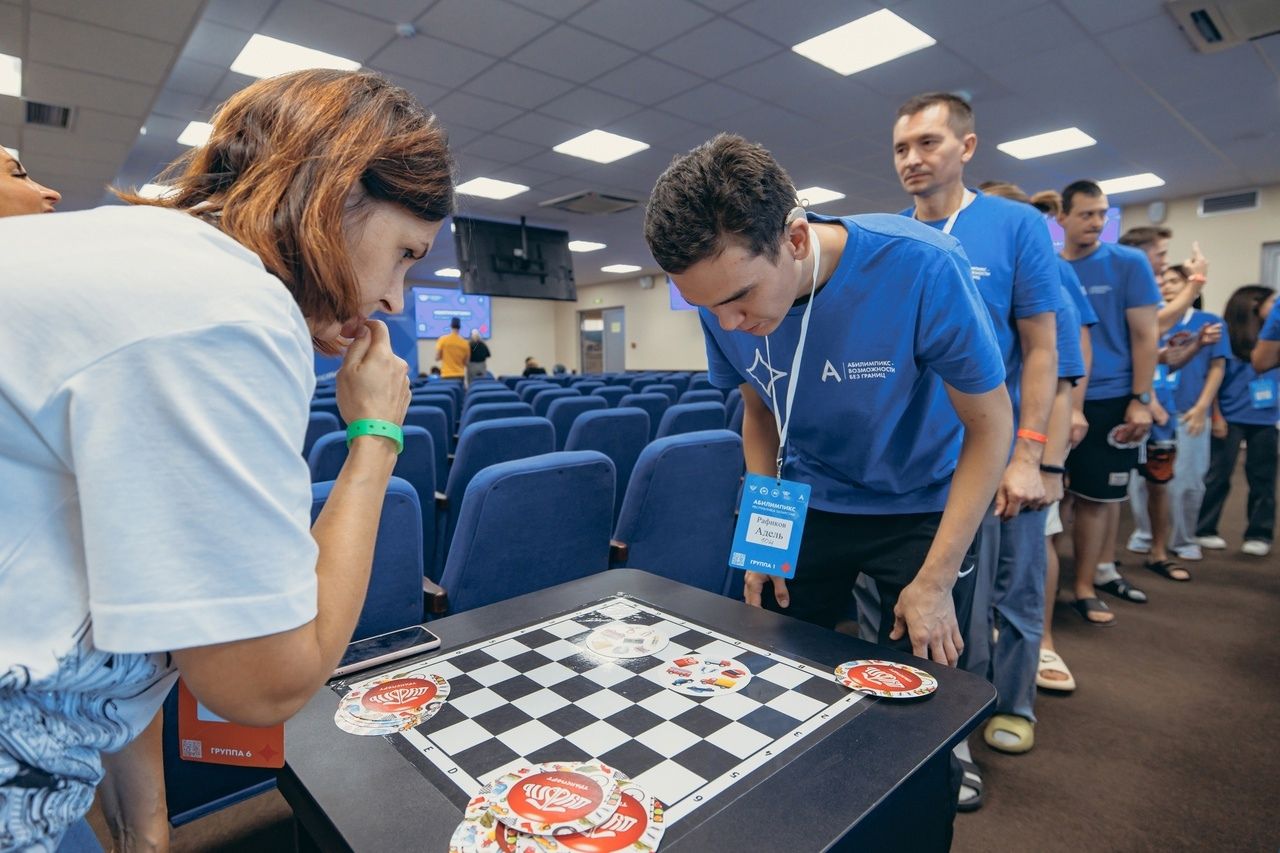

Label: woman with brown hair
[0,69,454,850]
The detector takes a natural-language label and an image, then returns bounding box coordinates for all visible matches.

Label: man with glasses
[1058,181,1161,626]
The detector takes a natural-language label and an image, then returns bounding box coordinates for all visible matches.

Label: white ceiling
[4,0,1279,285]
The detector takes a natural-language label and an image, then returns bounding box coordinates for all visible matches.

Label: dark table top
[280,569,995,852]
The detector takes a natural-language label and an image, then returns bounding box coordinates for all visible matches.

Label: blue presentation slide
[412,286,491,339]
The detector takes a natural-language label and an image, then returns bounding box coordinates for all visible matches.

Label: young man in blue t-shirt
[643,135,1012,673]
[886,95,1058,770]
[1059,181,1161,626]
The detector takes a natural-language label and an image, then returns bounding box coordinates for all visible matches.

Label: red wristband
[1017,428,1048,444]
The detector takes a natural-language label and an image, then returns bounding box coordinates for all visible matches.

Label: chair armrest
[422,577,449,615]
[609,539,629,565]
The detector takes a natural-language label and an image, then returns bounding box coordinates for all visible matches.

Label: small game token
[528,780,667,852]
[490,761,622,837]
[658,655,751,696]
[334,672,450,735]
[834,659,937,699]
[585,622,668,659]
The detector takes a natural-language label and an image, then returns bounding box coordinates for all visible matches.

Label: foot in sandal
[1036,649,1076,692]
[1072,596,1115,625]
[1144,559,1191,581]
[984,714,1034,754]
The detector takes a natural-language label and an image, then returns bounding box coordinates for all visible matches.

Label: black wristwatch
[1129,391,1151,405]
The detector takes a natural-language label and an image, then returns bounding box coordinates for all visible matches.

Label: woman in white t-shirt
[0,69,455,851]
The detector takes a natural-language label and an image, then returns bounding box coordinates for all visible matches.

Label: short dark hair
[644,133,798,274]
[450,316,461,329]
[1119,226,1172,248]
[1165,263,1190,279]
[896,92,974,138]
[1061,180,1103,214]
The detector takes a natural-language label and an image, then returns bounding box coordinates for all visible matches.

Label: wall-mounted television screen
[411,285,491,339]
[453,216,576,301]
[1044,207,1121,252]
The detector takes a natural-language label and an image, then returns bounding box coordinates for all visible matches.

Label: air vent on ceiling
[1198,188,1260,217]
[539,190,640,215]
[1166,0,1280,53]
[25,100,74,129]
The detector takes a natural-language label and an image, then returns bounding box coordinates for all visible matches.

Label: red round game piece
[835,660,938,698]
[361,677,439,712]
[507,771,604,823]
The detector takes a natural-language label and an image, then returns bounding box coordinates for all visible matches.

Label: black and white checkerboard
[333,596,870,838]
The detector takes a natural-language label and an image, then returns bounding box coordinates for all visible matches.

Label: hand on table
[890,577,963,667]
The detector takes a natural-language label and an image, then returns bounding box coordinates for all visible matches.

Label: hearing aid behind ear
[786,205,806,225]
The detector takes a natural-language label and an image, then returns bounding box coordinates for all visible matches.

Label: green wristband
[345,419,403,454]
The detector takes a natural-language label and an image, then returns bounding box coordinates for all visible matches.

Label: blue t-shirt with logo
[1217,356,1279,425]
[1261,305,1280,342]
[701,213,1005,515]
[902,191,1059,422]
[1067,242,1162,400]
[1167,309,1229,413]
[1056,283,1085,382]
[1058,259,1098,327]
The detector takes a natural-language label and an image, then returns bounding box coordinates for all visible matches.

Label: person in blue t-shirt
[886,96,1058,776]
[1059,181,1161,626]
[1127,264,1228,565]
[643,134,1012,675]
[981,182,1090,702]
[1254,292,1280,372]
[1197,285,1279,556]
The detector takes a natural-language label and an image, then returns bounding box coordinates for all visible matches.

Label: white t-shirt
[0,206,319,850]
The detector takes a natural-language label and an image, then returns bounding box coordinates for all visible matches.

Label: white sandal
[1036,649,1076,692]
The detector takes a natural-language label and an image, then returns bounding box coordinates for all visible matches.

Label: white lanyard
[931,188,976,236]
[764,224,821,481]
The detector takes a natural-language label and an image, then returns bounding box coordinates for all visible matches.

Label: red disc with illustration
[361,677,439,712]
[490,761,621,836]
[835,659,937,699]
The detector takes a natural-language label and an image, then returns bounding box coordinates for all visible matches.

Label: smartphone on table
[333,626,442,678]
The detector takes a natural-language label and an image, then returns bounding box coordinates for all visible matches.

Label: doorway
[579,307,625,373]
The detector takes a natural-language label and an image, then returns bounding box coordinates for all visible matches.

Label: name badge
[1249,377,1277,409]
[728,473,811,578]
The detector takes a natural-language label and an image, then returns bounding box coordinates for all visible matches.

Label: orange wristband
[1017,428,1048,444]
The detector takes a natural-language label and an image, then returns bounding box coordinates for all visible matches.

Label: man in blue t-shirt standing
[886,94,1058,775]
[644,134,1012,670]
[1059,182,1161,626]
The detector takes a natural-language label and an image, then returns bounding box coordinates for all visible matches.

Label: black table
[280,569,994,851]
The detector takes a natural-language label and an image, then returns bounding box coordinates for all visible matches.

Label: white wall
[416,296,559,377]
[1122,183,1280,315]
[552,276,709,373]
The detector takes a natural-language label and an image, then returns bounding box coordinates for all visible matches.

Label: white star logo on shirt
[746,348,787,399]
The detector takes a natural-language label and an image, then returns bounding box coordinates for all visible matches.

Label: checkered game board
[332,595,870,839]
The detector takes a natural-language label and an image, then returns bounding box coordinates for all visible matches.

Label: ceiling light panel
[553,129,649,164]
[791,11,935,76]
[230,34,360,79]
[996,127,1097,160]
[455,177,530,200]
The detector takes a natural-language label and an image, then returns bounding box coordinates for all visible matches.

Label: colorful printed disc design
[834,660,937,699]
[491,762,622,836]
[658,655,751,697]
[585,622,668,659]
[334,672,449,735]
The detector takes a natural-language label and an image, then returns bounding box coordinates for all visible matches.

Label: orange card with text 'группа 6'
[176,679,284,768]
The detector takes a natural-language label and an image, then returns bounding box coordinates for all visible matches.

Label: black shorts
[1066,396,1141,502]
[1138,441,1177,484]
[731,509,979,652]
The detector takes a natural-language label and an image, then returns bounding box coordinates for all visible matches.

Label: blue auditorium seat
[646,383,679,407]
[546,395,607,451]
[619,392,670,441]
[565,408,649,524]
[532,387,580,418]
[611,430,744,594]
[458,401,534,433]
[404,406,450,490]
[438,452,614,614]
[655,401,727,438]
[591,386,629,408]
[679,389,725,405]
[303,412,339,459]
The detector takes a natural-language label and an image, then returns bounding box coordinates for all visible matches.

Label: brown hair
[1119,225,1172,248]
[1223,284,1276,361]
[644,133,798,274]
[978,181,1030,203]
[896,92,974,138]
[117,70,455,342]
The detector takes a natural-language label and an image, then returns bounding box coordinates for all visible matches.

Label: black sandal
[1094,575,1148,603]
[1072,596,1115,625]
[957,758,983,812]
[1145,559,1192,582]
